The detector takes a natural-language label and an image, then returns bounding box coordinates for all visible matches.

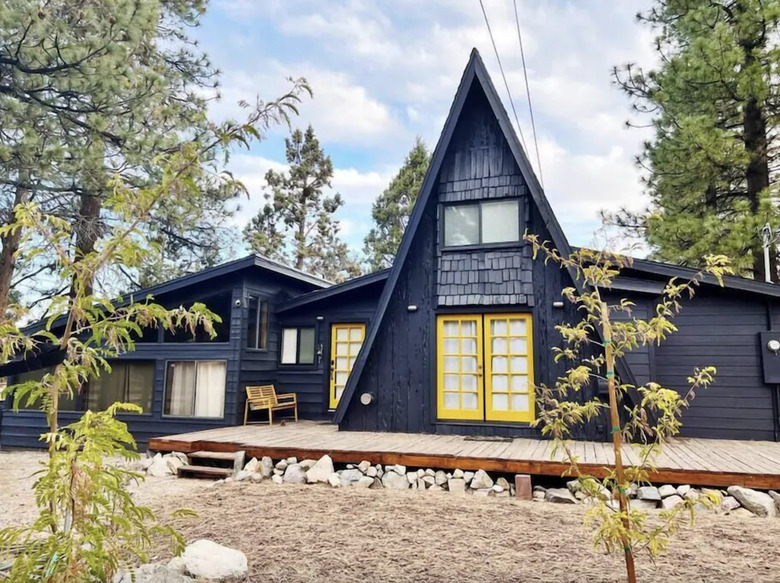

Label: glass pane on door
[329,323,366,409]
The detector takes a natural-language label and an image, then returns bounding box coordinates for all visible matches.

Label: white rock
[167,557,186,574]
[382,471,409,489]
[463,471,475,484]
[283,463,306,484]
[180,539,248,582]
[660,495,684,509]
[731,507,756,518]
[358,460,371,474]
[636,486,661,501]
[260,457,274,478]
[452,469,464,479]
[429,484,445,493]
[391,464,406,475]
[147,454,172,477]
[340,469,364,486]
[243,457,260,473]
[366,466,378,478]
[286,457,298,464]
[416,478,426,490]
[658,485,677,498]
[356,476,375,488]
[630,499,658,511]
[545,488,577,504]
[425,468,435,477]
[683,489,700,501]
[166,456,186,475]
[234,470,252,482]
[532,490,545,500]
[327,473,341,488]
[496,477,510,490]
[370,478,383,489]
[768,490,780,512]
[533,485,547,493]
[416,469,425,478]
[272,475,283,485]
[727,486,777,518]
[113,563,192,583]
[250,474,263,483]
[422,476,435,487]
[448,478,466,494]
[721,496,740,511]
[300,459,317,471]
[492,485,505,494]
[434,470,447,486]
[275,459,288,471]
[375,467,384,479]
[469,470,494,490]
[273,468,283,476]
[676,484,691,497]
[305,455,335,484]
[406,472,417,484]
[566,479,581,493]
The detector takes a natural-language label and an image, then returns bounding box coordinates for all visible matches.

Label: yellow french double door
[329,323,366,409]
[437,313,534,423]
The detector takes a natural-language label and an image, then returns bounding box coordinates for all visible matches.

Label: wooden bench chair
[243,385,298,425]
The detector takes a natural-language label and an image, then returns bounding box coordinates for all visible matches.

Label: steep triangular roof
[334,48,637,423]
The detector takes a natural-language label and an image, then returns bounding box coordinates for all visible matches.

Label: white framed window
[281,327,316,365]
[164,360,226,418]
[443,199,520,247]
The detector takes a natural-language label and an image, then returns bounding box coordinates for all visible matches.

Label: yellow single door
[437,314,484,420]
[329,323,366,409]
[485,313,534,422]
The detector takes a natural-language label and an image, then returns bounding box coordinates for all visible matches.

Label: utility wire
[478,0,529,153]
[512,0,544,188]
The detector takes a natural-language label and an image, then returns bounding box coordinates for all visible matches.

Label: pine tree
[363,138,430,272]
[0,0,238,307]
[612,0,780,281]
[243,125,361,282]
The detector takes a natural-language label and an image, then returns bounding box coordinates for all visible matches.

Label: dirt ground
[1,451,779,582]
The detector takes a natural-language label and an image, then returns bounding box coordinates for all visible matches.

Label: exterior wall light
[552,301,564,308]
[408,305,418,312]
[768,339,780,353]
[360,392,374,406]
[316,315,324,321]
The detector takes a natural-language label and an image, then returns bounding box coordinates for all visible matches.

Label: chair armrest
[276,393,297,402]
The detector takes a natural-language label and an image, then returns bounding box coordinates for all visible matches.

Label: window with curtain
[280,327,316,365]
[87,362,154,413]
[12,367,83,411]
[164,360,226,418]
[246,296,269,350]
[443,200,520,247]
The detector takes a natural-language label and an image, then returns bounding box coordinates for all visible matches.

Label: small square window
[281,327,316,365]
[481,200,519,244]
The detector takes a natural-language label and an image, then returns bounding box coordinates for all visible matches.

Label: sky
[194,0,658,257]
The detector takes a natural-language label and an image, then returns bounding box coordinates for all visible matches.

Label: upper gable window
[443,200,520,247]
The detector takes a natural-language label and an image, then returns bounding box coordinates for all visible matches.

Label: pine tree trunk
[0,184,27,320]
[741,28,775,282]
[601,301,637,583]
[72,191,102,297]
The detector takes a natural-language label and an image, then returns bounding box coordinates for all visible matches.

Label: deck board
[148,421,780,489]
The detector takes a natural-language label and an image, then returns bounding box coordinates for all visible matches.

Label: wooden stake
[601,301,636,583]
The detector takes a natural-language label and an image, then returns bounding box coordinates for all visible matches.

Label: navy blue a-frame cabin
[5,49,780,449]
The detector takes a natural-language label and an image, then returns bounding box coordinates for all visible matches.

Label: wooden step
[188,450,237,462]
[177,465,233,479]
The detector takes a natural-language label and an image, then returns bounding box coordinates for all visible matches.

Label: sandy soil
[1,451,779,582]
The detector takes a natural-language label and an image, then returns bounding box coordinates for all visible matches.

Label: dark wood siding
[653,290,776,440]
[274,291,381,419]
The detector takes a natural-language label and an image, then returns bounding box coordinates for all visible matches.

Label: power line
[512,0,544,188]
[477,0,529,153]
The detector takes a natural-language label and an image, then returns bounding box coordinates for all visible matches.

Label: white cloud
[210,64,404,147]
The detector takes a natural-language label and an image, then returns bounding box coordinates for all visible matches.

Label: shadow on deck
[148,420,780,489]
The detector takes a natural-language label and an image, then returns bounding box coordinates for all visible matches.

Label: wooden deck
[148,421,780,489]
